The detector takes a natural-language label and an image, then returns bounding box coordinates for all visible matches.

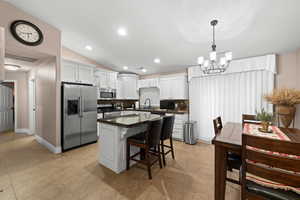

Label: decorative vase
[261,121,270,132]
[276,105,296,128]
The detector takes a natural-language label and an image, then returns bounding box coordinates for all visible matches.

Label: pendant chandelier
[197,20,232,74]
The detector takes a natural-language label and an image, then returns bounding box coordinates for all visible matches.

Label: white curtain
[189,70,274,142]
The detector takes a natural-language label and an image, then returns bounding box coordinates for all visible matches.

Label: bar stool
[160,115,175,166]
[126,119,163,179]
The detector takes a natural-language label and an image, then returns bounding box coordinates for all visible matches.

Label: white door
[29,79,36,134]
[0,84,14,132]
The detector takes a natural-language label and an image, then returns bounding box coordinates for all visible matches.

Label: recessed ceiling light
[123,66,128,70]
[85,45,93,51]
[4,64,21,71]
[154,58,160,64]
[117,27,127,36]
[141,68,147,73]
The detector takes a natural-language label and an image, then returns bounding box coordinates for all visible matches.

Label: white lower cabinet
[170,114,188,141]
[98,123,147,173]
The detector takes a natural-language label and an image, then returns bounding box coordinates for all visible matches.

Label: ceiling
[7,0,300,75]
[4,57,35,72]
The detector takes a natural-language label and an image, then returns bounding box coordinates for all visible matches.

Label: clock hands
[18,31,33,39]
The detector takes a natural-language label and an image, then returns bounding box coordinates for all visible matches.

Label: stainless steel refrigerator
[62,83,98,151]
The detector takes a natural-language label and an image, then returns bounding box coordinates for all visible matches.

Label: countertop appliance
[98,88,116,99]
[160,101,175,110]
[62,82,98,151]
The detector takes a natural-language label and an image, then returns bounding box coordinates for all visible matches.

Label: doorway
[0,82,15,133]
[29,79,36,135]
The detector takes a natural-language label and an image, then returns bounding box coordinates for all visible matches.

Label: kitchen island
[97,113,162,173]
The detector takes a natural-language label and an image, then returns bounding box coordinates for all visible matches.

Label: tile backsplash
[139,87,160,107]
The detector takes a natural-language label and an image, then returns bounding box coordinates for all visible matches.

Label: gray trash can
[183,121,198,145]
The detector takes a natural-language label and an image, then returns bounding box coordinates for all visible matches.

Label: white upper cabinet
[159,75,188,100]
[138,78,159,89]
[61,61,78,83]
[78,65,94,84]
[94,70,118,89]
[117,73,139,99]
[61,60,94,84]
[107,72,118,89]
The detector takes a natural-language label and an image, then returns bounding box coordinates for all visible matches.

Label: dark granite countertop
[98,114,162,127]
[97,108,188,114]
[133,108,188,114]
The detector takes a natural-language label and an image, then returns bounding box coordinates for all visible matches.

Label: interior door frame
[2,80,17,131]
[28,78,36,135]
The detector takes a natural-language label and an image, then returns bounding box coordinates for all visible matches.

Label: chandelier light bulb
[225,52,233,61]
[220,57,226,66]
[195,19,231,74]
[209,51,217,61]
[197,57,204,65]
[204,60,209,67]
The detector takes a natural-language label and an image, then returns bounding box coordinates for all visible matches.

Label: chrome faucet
[144,98,151,108]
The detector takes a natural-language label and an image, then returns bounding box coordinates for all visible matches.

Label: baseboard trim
[197,137,212,144]
[35,135,62,154]
[15,129,31,135]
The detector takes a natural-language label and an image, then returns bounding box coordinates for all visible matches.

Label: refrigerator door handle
[78,97,82,118]
[81,96,84,117]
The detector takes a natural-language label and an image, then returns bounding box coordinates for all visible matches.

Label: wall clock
[10,20,44,46]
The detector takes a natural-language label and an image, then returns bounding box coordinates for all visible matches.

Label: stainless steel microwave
[99,88,116,99]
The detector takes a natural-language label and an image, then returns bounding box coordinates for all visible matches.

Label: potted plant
[256,108,274,132]
[264,88,300,128]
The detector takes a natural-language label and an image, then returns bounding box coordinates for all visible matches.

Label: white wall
[33,57,59,148]
[277,49,300,128]
[0,27,4,81]
[139,87,160,107]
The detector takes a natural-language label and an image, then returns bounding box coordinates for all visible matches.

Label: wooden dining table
[212,122,300,200]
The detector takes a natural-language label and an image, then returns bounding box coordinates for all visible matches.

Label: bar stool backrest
[147,119,163,147]
[161,115,175,140]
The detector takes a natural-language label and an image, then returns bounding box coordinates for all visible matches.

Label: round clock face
[10,20,43,46]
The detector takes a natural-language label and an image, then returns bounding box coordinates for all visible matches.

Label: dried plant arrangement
[264,88,300,128]
[264,88,300,106]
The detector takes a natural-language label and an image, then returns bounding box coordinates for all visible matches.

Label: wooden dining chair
[213,116,223,135]
[126,119,163,179]
[241,134,300,200]
[242,114,260,127]
[213,117,241,185]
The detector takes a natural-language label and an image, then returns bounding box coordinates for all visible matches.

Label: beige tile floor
[0,132,240,200]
